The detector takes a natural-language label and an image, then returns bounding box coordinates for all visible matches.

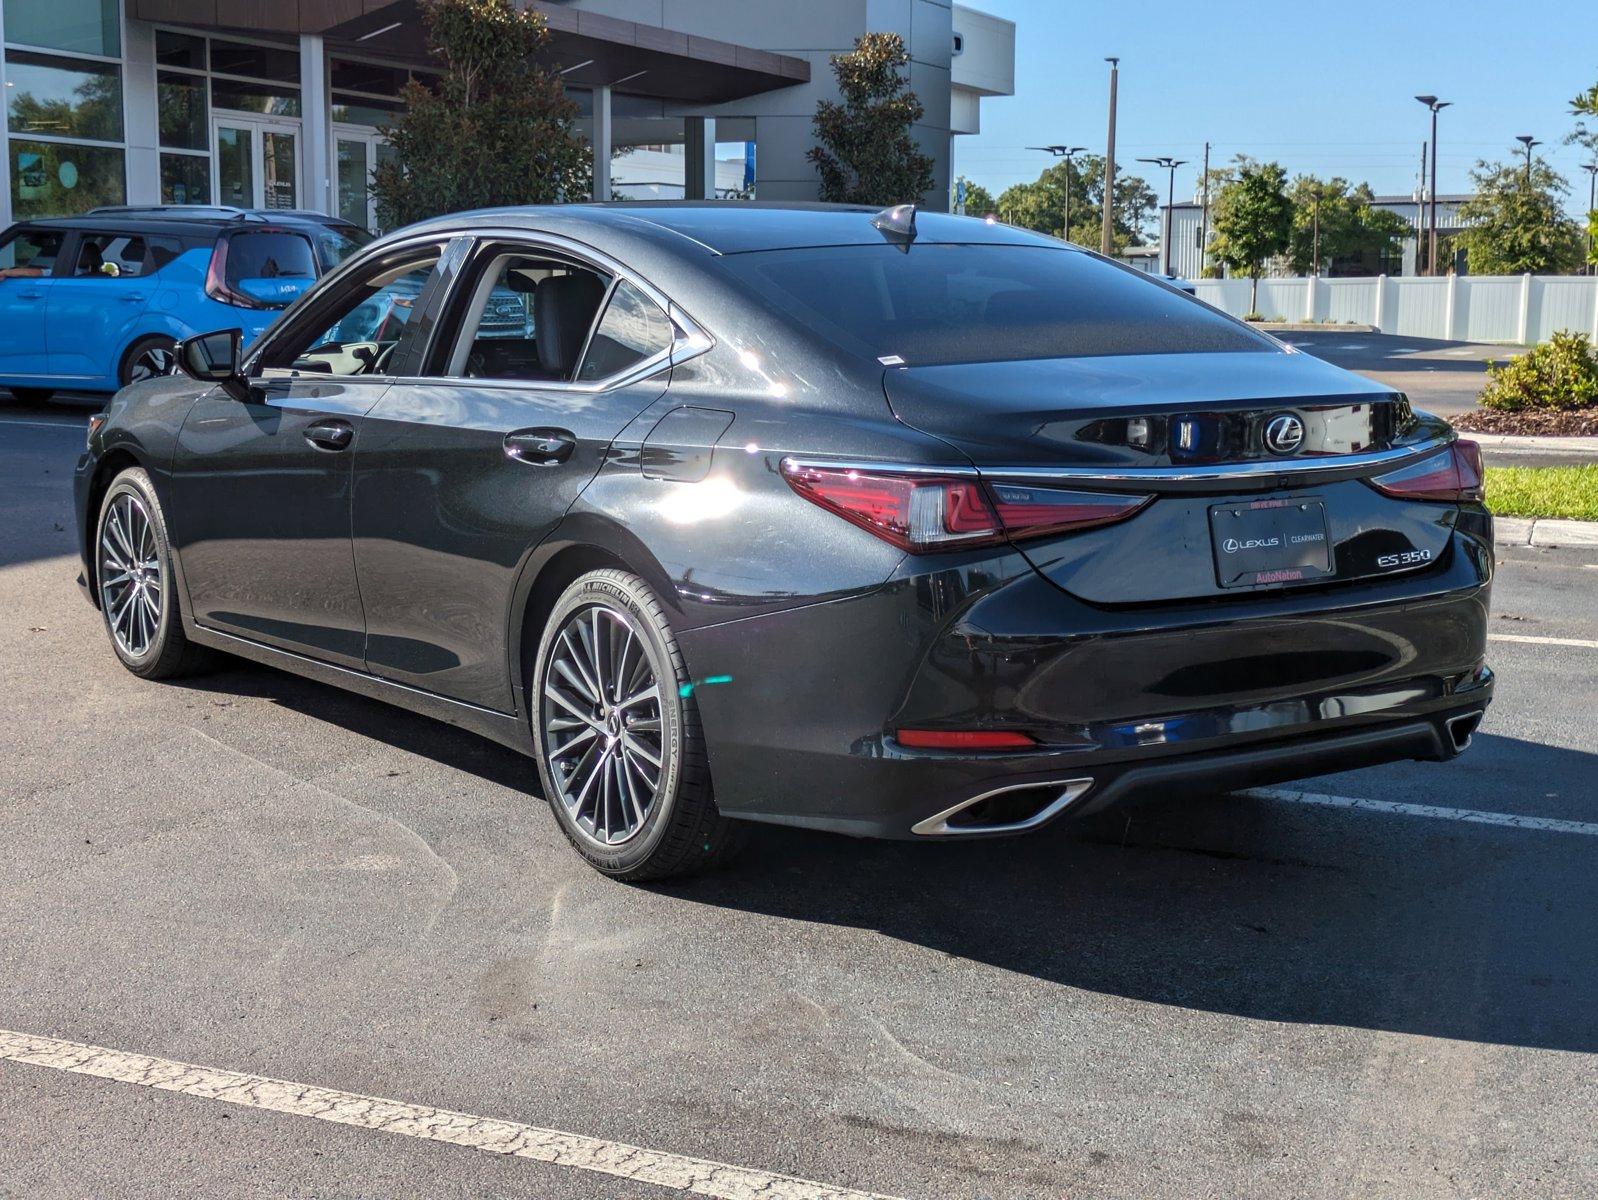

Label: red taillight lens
[1369,440,1484,503]
[896,729,1037,750]
[780,462,1151,553]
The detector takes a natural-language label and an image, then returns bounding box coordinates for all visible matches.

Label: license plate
[1210,498,1333,588]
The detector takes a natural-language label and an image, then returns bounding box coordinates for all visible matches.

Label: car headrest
[535,272,607,376]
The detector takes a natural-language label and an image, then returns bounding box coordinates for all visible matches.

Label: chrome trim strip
[784,436,1451,488]
[911,777,1094,837]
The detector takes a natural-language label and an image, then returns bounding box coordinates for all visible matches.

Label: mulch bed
[1450,409,1598,437]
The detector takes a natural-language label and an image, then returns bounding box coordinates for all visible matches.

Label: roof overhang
[129,0,810,104]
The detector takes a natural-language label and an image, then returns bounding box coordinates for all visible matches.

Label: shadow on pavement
[175,653,1598,1055]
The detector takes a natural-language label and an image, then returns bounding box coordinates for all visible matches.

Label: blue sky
[955,0,1598,214]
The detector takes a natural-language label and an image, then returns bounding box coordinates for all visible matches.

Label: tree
[371,0,591,230]
[1285,176,1408,276]
[955,176,995,216]
[808,33,936,206]
[1455,155,1584,275]
[1209,158,1293,312]
[993,154,1156,249]
[1570,78,1598,268]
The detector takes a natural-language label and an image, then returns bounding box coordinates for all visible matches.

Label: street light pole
[1138,155,1188,276]
[1027,144,1087,241]
[1515,135,1540,188]
[1102,57,1119,257]
[1584,162,1598,273]
[1199,140,1211,278]
[1312,186,1322,276]
[1415,96,1450,275]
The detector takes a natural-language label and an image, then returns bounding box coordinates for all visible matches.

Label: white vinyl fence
[1192,275,1598,345]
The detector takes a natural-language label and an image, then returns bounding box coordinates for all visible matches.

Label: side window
[441,252,609,383]
[0,228,62,277]
[259,252,440,378]
[73,233,153,279]
[576,279,674,382]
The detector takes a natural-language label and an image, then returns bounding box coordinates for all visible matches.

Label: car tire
[120,336,178,387]
[531,568,745,881]
[95,467,214,680]
[6,387,54,404]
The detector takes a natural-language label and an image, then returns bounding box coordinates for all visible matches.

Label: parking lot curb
[1494,516,1598,548]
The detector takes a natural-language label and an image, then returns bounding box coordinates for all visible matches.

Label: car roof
[402,201,1067,256]
[17,207,361,238]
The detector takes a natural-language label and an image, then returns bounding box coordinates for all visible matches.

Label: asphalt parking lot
[3,404,1596,1198]
[1280,331,1515,417]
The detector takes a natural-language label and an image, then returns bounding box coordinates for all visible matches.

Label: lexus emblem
[1263,413,1305,455]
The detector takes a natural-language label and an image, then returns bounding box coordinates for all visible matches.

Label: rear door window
[0,227,63,276]
[576,279,674,382]
[438,252,610,383]
[72,233,181,278]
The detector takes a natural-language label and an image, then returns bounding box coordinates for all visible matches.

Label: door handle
[304,419,354,451]
[504,428,576,466]
[118,292,147,303]
[15,290,42,300]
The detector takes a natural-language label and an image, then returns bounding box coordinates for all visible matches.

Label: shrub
[1478,331,1598,412]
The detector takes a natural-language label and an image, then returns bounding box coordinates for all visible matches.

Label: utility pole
[1416,140,1427,274]
[1027,144,1087,241]
[1199,141,1211,278]
[1584,162,1598,273]
[1415,95,1450,275]
[1101,57,1119,257]
[1515,135,1540,187]
[1137,155,1188,276]
[1312,186,1322,276]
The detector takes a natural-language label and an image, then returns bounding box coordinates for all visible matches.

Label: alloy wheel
[541,603,665,847]
[129,345,175,383]
[99,492,163,658]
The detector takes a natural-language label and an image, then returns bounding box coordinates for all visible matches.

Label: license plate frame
[1210,498,1334,588]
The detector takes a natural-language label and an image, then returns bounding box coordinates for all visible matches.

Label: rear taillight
[1368,440,1484,503]
[780,462,1151,553]
[204,236,266,309]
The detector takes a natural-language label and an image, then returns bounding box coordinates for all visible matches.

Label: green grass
[1485,465,1598,521]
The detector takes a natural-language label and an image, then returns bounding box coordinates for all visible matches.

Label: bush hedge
[1478,331,1598,412]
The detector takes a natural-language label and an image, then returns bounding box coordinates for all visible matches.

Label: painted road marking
[1489,633,1598,650]
[1249,788,1598,836]
[0,1029,900,1200]
[0,418,88,430]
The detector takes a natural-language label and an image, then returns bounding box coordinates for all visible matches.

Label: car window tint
[260,254,439,377]
[73,233,150,278]
[576,279,673,382]
[225,230,317,287]
[0,228,62,275]
[722,243,1274,366]
[443,253,608,383]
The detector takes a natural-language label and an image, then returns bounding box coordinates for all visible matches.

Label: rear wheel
[120,335,177,387]
[95,468,213,679]
[532,568,743,880]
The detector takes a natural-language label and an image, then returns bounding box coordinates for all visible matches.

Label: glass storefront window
[209,38,298,83]
[160,153,210,206]
[9,138,125,217]
[157,71,207,150]
[155,30,206,70]
[331,96,400,128]
[211,81,300,118]
[3,0,119,57]
[5,51,122,143]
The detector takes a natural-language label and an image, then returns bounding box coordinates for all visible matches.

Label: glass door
[334,125,392,232]
[213,116,300,209]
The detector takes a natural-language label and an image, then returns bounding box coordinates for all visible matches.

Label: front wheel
[532,568,744,881]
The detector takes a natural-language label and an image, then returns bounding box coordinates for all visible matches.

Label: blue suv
[0,206,370,401]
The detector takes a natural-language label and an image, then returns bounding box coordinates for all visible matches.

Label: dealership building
[0,0,1014,230]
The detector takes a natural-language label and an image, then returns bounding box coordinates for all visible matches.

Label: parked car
[74,203,1494,881]
[0,205,370,401]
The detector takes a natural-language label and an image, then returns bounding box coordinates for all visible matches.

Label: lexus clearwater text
[74,203,1493,879]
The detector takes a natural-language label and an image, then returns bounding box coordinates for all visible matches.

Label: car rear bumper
[679,521,1494,839]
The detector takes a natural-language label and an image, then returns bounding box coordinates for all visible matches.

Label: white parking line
[1249,788,1598,836]
[1489,633,1598,650]
[0,1029,900,1200]
[0,418,88,430]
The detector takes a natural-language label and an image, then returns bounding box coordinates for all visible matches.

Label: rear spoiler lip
[784,433,1456,496]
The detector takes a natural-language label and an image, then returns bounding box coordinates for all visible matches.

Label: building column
[683,116,715,201]
[299,34,333,215]
[590,85,611,202]
[123,20,161,205]
[0,1,11,227]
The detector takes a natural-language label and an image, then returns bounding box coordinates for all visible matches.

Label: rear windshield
[224,230,317,290]
[720,243,1274,366]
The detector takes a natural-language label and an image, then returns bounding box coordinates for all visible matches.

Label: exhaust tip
[1445,710,1484,753]
[912,778,1094,837]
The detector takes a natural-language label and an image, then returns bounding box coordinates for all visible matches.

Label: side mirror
[176,328,250,401]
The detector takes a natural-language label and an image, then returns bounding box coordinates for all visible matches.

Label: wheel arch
[507,515,681,722]
[83,447,147,607]
[115,332,179,387]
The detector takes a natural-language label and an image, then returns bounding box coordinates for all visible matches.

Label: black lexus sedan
[74,203,1493,880]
